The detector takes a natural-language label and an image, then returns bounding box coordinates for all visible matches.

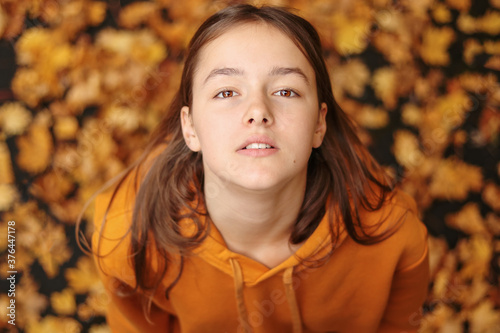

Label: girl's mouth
[244,143,274,149]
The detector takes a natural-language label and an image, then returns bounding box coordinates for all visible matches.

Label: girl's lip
[237,135,278,151]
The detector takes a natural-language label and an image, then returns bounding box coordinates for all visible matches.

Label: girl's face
[181,23,327,195]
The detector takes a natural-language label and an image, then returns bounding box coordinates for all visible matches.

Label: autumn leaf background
[0,0,498,332]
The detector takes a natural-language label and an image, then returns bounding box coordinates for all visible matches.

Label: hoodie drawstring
[230,258,251,333]
[229,259,303,333]
[283,266,303,333]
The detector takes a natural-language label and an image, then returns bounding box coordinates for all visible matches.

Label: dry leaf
[401,103,422,127]
[78,286,109,320]
[445,203,488,235]
[420,26,455,65]
[392,130,425,169]
[458,279,492,308]
[15,273,48,328]
[429,158,483,200]
[35,221,72,278]
[0,183,19,211]
[65,256,102,294]
[427,236,448,277]
[16,120,53,174]
[330,59,370,98]
[50,288,76,316]
[468,300,500,333]
[95,29,167,65]
[485,55,500,71]
[373,32,413,64]
[30,170,75,203]
[419,303,462,333]
[0,102,33,136]
[463,39,484,65]
[353,105,389,129]
[484,213,500,235]
[477,11,500,35]
[53,115,79,140]
[484,40,500,54]
[89,324,111,333]
[25,315,81,333]
[372,67,397,109]
[432,2,453,23]
[458,236,492,280]
[482,182,500,212]
[119,2,157,29]
[329,13,372,55]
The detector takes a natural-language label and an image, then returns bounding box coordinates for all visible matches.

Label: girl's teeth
[245,143,272,149]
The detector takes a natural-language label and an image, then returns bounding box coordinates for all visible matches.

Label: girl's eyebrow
[203,66,310,85]
[269,66,310,85]
[204,67,244,84]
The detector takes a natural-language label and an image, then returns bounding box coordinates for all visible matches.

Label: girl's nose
[244,95,274,126]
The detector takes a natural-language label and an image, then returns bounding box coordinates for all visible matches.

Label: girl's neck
[204,180,306,268]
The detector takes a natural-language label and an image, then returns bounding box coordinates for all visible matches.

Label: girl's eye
[215,90,238,98]
[274,89,298,97]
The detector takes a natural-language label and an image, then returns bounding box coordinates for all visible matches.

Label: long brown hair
[86,3,396,310]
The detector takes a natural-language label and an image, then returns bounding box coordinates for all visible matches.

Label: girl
[90,4,429,333]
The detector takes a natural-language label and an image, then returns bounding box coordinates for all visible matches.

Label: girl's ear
[180,106,201,152]
[312,103,327,148]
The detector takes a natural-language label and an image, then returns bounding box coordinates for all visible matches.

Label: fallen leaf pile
[0,0,498,332]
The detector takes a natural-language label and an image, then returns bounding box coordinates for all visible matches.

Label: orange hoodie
[92,164,429,333]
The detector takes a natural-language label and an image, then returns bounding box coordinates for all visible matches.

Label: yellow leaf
[331,59,370,98]
[372,67,397,109]
[484,40,500,54]
[373,32,413,64]
[66,256,102,294]
[483,182,500,212]
[329,13,371,55]
[89,324,111,333]
[420,26,455,65]
[485,55,500,71]
[119,2,157,29]
[485,213,500,235]
[478,11,500,35]
[445,203,488,235]
[0,183,19,211]
[457,14,478,34]
[16,273,48,327]
[35,221,72,278]
[392,130,424,169]
[432,2,453,23]
[463,39,483,65]
[458,279,492,308]
[79,286,109,320]
[30,170,75,203]
[401,103,422,127]
[16,117,53,174]
[458,236,492,280]
[427,236,448,277]
[468,301,500,333]
[0,102,33,136]
[26,315,81,333]
[353,105,389,129]
[51,288,76,316]
[53,116,79,140]
[429,159,483,200]
[96,29,167,65]
[88,1,107,26]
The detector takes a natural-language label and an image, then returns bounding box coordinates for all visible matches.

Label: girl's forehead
[193,22,313,78]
